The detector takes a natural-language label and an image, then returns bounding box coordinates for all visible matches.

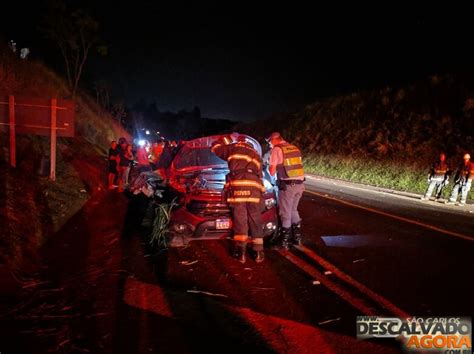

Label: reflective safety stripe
[281,145,300,154]
[233,234,248,242]
[227,197,261,203]
[227,154,261,169]
[223,136,232,145]
[252,238,264,245]
[287,168,305,178]
[434,169,447,173]
[211,144,222,152]
[284,157,303,166]
[227,180,265,192]
[275,143,305,179]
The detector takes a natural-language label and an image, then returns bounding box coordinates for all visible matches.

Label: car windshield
[172,135,262,171]
[173,146,226,170]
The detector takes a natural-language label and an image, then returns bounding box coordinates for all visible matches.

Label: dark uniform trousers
[231,200,264,251]
[212,140,265,252]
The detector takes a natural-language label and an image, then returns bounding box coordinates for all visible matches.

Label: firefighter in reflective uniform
[267,132,305,249]
[421,153,450,201]
[211,135,265,263]
[447,153,473,206]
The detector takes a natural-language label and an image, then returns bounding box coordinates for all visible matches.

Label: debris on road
[180,260,199,266]
[318,318,341,325]
[22,280,51,289]
[353,258,366,263]
[186,290,228,298]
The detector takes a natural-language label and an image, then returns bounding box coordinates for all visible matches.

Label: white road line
[277,249,378,316]
[304,189,474,242]
[295,245,410,319]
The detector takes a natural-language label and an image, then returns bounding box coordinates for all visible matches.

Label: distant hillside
[0,42,130,149]
[237,75,474,196]
[241,74,474,161]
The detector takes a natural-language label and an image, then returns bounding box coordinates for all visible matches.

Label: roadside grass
[303,154,472,200]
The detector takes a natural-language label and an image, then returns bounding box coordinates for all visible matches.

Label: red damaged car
[166,134,278,247]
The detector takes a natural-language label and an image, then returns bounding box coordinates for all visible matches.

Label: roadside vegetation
[238,75,474,199]
[0,42,130,271]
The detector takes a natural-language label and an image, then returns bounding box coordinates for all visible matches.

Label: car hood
[169,168,228,194]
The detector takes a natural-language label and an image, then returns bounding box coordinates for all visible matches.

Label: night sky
[1,2,473,121]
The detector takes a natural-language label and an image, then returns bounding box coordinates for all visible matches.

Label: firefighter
[211,134,265,263]
[421,153,450,201]
[446,153,473,206]
[267,132,305,249]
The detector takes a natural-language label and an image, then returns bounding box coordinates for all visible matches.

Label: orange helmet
[463,153,471,160]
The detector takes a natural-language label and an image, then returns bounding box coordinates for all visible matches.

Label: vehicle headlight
[173,223,189,233]
[264,197,276,209]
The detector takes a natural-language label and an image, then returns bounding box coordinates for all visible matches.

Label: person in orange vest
[421,153,450,201]
[136,141,152,174]
[150,140,164,169]
[211,134,265,263]
[446,153,473,206]
[267,132,305,249]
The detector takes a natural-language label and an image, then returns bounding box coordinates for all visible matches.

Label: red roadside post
[9,95,16,168]
[50,98,57,181]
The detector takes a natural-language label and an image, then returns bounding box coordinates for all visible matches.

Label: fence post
[9,95,16,167]
[50,98,57,181]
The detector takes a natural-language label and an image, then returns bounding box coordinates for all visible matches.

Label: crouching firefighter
[267,132,305,249]
[211,135,265,263]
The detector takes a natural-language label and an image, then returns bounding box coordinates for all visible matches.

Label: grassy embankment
[239,75,474,199]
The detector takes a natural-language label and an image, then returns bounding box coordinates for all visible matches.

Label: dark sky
[1,2,473,121]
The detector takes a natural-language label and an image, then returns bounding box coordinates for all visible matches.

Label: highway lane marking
[278,248,411,318]
[295,245,410,318]
[305,175,420,201]
[304,189,474,243]
[277,249,378,316]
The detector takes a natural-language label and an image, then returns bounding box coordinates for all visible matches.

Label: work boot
[269,230,281,246]
[291,222,303,246]
[233,246,246,263]
[280,227,291,250]
[255,250,265,263]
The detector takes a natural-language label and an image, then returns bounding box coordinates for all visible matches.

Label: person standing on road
[211,134,265,263]
[267,132,305,249]
[117,139,131,192]
[446,153,473,206]
[122,144,135,186]
[150,140,164,170]
[421,153,450,201]
[136,142,152,174]
[108,140,119,190]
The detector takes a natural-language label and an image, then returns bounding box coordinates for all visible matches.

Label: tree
[94,79,111,110]
[41,1,105,98]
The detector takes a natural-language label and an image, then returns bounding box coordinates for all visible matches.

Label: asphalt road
[1,176,473,353]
